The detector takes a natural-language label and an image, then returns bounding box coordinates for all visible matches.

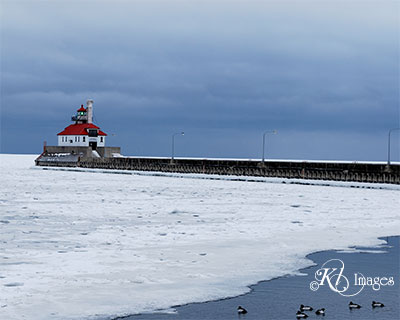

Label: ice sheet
[0,154,399,320]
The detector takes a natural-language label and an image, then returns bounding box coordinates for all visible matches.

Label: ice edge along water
[0,154,399,320]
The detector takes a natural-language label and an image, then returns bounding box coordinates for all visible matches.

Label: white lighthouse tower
[57,100,107,149]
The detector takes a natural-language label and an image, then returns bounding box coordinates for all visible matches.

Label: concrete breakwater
[35,156,400,184]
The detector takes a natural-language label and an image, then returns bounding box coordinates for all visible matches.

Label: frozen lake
[125,236,399,320]
[0,154,399,320]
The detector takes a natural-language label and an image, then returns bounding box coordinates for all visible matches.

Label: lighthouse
[36,99,121,161]
[57,100,107,150]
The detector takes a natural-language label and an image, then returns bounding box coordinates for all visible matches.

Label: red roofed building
[57,100,107,149]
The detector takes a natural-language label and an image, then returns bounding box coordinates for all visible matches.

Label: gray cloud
[1,0,399,160]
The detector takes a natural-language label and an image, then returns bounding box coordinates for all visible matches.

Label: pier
[35,155,400,184]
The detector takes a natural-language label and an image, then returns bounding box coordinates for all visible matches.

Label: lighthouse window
[100,137,103,143]
[88,129,98,137]
[83,137,85,142]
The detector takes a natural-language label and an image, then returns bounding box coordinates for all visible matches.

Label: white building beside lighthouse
[57,100,107,149]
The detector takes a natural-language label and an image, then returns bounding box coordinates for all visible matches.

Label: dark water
[118,236,399,320]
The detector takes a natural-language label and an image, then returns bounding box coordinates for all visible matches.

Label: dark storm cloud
[1,0,399,160]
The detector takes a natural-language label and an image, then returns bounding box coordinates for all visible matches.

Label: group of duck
[295,304,324,318]
[295,301,384,318]
[237,301,385,318]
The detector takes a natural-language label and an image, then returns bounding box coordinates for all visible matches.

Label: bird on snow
[237,306,248,314]
[296,311,308,318]
[315,308,325,315]
[300,304,313,311]
[349,301,362,309]
[372,301,384,308]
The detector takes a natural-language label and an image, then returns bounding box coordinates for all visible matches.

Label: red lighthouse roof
[77,105,86,112]
[57,123,107,136]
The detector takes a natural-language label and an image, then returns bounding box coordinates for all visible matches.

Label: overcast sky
[1,0,399,160]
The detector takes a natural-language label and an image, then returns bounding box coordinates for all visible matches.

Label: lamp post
[262,130,277,163]
[387,128,400,165]
[171,132,184,163]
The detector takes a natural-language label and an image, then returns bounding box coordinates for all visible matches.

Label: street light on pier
[171,132,185,163]
[387,128,400,165]
[262,130,277,164]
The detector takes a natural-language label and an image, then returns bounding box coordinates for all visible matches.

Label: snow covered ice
[0,154,399,320]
